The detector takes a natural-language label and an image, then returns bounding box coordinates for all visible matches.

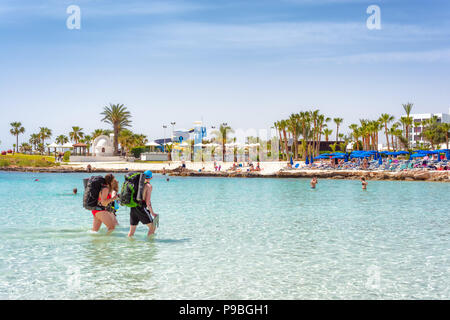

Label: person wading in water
[128,170,159,237]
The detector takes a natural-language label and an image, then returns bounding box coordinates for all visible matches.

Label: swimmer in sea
[361,177,368,190]
[310,177,317,189]
[73,188,77,195]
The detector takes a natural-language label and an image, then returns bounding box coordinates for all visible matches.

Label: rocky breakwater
[170,169,450,182]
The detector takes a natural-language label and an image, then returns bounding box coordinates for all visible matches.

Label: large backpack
[83,176,106,210]
[119,172,145,208]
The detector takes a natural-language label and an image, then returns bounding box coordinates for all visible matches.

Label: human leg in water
[94,211,116,234]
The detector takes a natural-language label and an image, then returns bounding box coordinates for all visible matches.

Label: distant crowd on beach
[286,152,450,172]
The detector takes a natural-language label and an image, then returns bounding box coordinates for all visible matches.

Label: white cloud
[307,48,450,63]
[0,0,206,18]
[138,21,450,50]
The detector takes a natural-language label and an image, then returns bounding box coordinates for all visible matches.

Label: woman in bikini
[91,174,119,234]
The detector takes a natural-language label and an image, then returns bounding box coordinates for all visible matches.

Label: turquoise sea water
[0,171,449,299]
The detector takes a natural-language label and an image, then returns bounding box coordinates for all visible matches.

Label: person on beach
[310,177,318,189]
[106,179,120,226]
[361,177,368,190]
[128,170,159,237]
[91,174,119,234]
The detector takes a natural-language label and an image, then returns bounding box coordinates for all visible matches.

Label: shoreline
[1,165,449,182]
[168,169,450,182]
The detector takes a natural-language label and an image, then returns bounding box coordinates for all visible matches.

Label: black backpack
[119,172,145,207]
[83,176,106,210]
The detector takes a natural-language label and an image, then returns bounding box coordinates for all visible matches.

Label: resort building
[92,134,114,156]
[404,108,450,147]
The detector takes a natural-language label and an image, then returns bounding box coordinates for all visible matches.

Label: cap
[144,170,153,179]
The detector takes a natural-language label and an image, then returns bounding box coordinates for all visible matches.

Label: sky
[1,0,450,148]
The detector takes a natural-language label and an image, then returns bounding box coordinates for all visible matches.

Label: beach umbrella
[146,141,161,147]
[305,156,309,165]
[310,155,314,164]
[314,155,329,160]
[62,143,73,149]
[290,156,294,165]
[410,153,424,158]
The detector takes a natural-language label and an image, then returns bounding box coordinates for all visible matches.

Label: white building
[402,108,450,147]
[92,134,114,156]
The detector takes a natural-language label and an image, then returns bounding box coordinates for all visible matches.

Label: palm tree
[323,128,333,141]
[212,124,233,162]
[441,123,450,149]
[56,135,69,145]
[91,129,104,140]
[399,116,413,150]
[39,127,52,148]
[333,118,343,142]
[69,126,84,144]
[118,129,136,156]
[402,102,413,149]
[133,134,148,146]
[101,103,132,155]
[379,113,394,151]
[298,111,310,160]
[389,123,399,150]
[29,133,40,152]
[279,119,289,161]
[19,142,32,154]
[315,114,330,156]
[287,113,300,159]
[273,121,284,160]
[10,122,25,153]
[83,135,93,154]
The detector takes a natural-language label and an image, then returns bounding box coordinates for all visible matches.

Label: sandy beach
[3,160,447,182]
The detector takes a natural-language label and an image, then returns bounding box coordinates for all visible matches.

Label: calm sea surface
[0,171,449,299]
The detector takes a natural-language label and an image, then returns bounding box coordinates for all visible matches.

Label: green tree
[56,135,69,145]
[379,113,395,151]
[101,103,132,155]
[83,135,93,154]
[10,122,25,153]
[441,123,450,149]
[29,133,40,151]
[323,128,333,141]
[212,124,233,162]
[333,118,343,142]
[19,142,32,153]
[69,126,84,143]
[39,127,52,149]
[402,102,413,149]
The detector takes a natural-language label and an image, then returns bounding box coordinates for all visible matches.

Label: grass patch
[0,153,60,167]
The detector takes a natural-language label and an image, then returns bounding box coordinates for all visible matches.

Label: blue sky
[1,0,450,147]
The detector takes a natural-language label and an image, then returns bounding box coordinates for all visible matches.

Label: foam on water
[0,171,449,299]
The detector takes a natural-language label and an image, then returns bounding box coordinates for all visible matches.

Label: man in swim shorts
[128,170,159,237]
